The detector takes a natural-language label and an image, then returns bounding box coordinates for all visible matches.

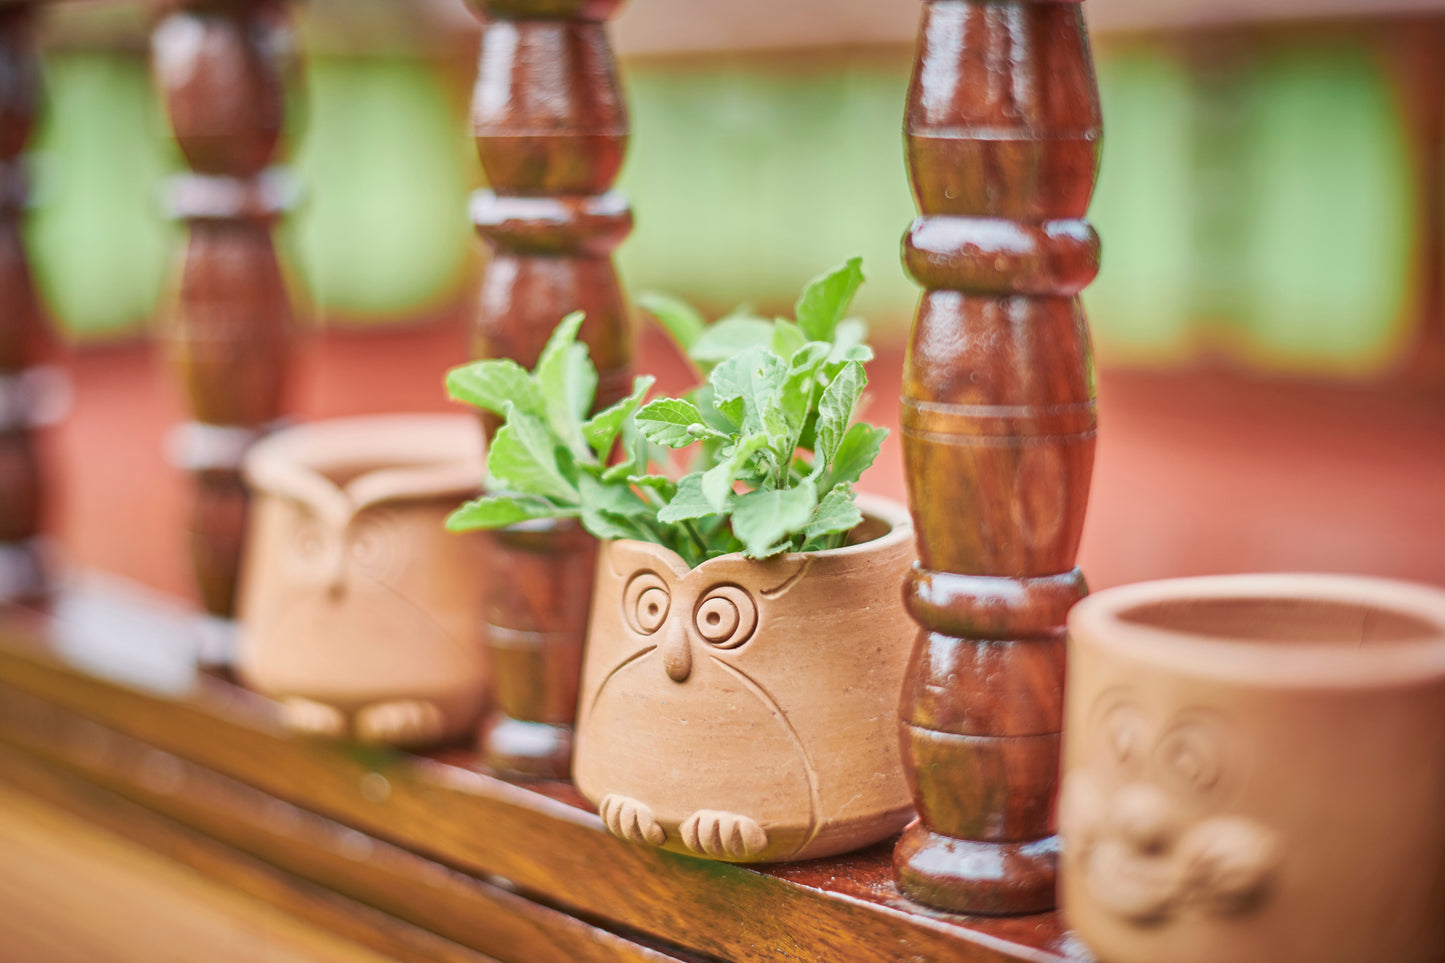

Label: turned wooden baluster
[895,0,1101,915]
[152,0,295,623]
[0,4,45,603]
[465,0,632,778]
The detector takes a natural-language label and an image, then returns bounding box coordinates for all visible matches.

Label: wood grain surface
[0,772,432,963]
[0,5,48,602]
[0,586,1091,963]
[0,736,685,963]
[895,0,1101,916]
[463,0,635,779]
[151,0,297,617]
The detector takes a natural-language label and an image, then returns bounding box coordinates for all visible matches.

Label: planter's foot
[681,809,769,860]
[355,699,446,747]
[479,714,572,779]
[599,794,665,846]
[281,698,347,739]
[894,821,1059,915]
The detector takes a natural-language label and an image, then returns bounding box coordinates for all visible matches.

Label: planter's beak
[661,621,691,683]
[323,542,348,601]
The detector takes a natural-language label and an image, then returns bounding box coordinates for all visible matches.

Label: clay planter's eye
[624,572,670,635]
[694,585,757,649]
[1157,719,1225,795]
[294,517,325,560]
[350,524,384,568]
[348,513,400,575]
[1101,701,1151,771]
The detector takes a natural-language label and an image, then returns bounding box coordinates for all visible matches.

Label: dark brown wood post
[464,0,633,778]
[0,4,47,604]
[152,0,296,623]
[895,0,1101,915]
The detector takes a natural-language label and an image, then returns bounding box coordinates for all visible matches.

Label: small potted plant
[447,259,918,862]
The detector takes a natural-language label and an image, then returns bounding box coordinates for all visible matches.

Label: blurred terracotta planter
[1059,574,1445,963]
[236,414,489,747]
[574,496,916,863]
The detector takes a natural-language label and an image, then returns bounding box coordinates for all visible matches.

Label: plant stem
[681,519,710,559]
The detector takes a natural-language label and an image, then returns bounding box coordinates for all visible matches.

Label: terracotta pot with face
[236,415,489,748]
[1059,574,1445,963]
[573,495,917,863]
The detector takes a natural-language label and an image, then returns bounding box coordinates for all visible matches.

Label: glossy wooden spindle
[465,0,633,778]
[152,0,296,620]
[895,0,1101,915]
[0,5,47,604]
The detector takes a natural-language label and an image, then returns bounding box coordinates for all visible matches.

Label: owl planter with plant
[447,259,917,862]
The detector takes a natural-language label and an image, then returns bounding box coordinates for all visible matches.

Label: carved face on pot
[236,415,489,747]
[1060,576,1445,963]
[572,500,918,864]
[1059,689,1281,926]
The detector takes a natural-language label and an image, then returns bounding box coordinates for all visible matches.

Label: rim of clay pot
[1069,574,1445,689]
[244,414,483,528]
[604,492,913,568]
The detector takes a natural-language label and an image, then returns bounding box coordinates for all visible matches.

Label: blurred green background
[24,22,1421,377]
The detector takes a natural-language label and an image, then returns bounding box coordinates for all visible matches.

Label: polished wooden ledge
[0,576,1091,963]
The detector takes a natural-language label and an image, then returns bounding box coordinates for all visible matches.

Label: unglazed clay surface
[574,497,917,863]
[1060,574,1445,963]
[236,415,489,747]
[1059,694,1280,926]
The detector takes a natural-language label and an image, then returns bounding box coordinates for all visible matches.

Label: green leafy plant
[444,257,888,568]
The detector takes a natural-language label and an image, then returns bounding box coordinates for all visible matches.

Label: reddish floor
[39,316,1445,605]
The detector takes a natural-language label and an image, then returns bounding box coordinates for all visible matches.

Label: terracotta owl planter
[1059,574,1445,963]
[236,415,490,747]
[573,495,917,863]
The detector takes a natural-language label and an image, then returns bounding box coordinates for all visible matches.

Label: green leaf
[628,474,678,503]
[535,312,596,455]
[600,460,636,483]
[638,292,707,352]
[778,342,830,433]
[487,407,578,504]
[690,317,774,365]
[829,319,875,366]
[770,320,807,359]
[445,359,543,418]
[578,473,653,518]
[656,473,714,523]
[690,385,738,432]
[582,375,654,458]
[794,257,863,343]
[446,493,568,532]
[636,397,710,449]
[713,393,745,425]
[701,432,769,510]
[804,484,862,541]
[600,421,653,483]
[815,360,867,467]
[731,480,817,558]
[578,504,648,542]
[576,475,654,541]
[829,318,869,357]
[710,347,785,432]
[817,422,887,492]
